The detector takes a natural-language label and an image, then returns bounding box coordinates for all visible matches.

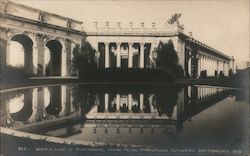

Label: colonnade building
[0,0,84,76]
[87,22,234,77]
[0,0,235,78]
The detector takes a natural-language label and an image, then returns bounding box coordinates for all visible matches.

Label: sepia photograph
[0,0,249,155]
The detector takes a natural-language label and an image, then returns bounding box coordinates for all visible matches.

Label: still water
[0,84,248,152]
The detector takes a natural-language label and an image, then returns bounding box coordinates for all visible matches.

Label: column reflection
[0,84,234,137]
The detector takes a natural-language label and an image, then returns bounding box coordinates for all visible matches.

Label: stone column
[0,30,9,70]
[225,62,227,76]
[140,43,145,68]
[210,57,212,76]
[24,45,33,75]
[128,43,133,68]
[223,62,225,74]
[198,87,201,98]
[5,42,10,66]
[211,59,213,76]
[128,94,132,112]
[36,34,45,76]
[211,58,213,76]
[139,94,144,112]
[208,57,210,76]
[177,39,185,72]
[211,58,214,75]
[188,54,191,77]
[214,59,218,75]
[31,44,38,75]
[201,55,203,73]
[105,93,109,112]
[105,42,110,68]
[217,61,219,75]
[60,86,67,116]
[23,88,33,118]
[200,88,203,98]
[116,94,120,112]
[232,58,235,73]
[205,57,207,76]
[149,96,155,113]
[204,88,207,97]
[197,54,201,77]
[116,43,121,68]
[65,39,72,76]
[66,86,71,115]
[212,59,214,75]
[95,94,99,105]
[218,61,220,73]
[37,88,45,119]
[61,43,67,77]
[177,88,184,117]
[202,56,204,75]
[205,57,208,76]
[212,59,214,76]
[203,56,206,76]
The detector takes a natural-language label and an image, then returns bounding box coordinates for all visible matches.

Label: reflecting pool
[0,84,248,153]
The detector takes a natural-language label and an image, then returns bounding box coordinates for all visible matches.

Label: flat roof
[179,32,231,61]
[3,0,83,24]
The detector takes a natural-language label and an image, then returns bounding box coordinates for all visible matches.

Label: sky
[12,0,250,68]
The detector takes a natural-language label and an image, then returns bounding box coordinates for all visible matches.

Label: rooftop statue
[167,13,182,25]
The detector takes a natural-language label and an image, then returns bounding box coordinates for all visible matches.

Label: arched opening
[46,40,62,76]
[9,34,33,74]
[9,92,33,122]
[45,86,62,115]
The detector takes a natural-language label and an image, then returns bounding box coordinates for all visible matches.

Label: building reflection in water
[1,85,81,134]
[0,84,236,138]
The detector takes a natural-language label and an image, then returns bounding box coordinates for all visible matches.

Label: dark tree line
[155,40,184,78]
[71,40,97,74]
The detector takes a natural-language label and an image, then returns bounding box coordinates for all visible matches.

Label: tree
[155,40,184,78]
[72,40,97,74]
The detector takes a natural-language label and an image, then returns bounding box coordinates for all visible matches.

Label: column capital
[35,33,46,40]
[140,42,145,46]
[64,38,71,43]
[197,53,202,58]
[116,42,121,46]
[128,42,133,46]
[105,42,109,45]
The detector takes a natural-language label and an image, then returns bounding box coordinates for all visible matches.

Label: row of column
[104,42,145,68]
[198,54,230,77]
[197,87,219,99]
[186,86,227,104]
[104,93,152,113]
